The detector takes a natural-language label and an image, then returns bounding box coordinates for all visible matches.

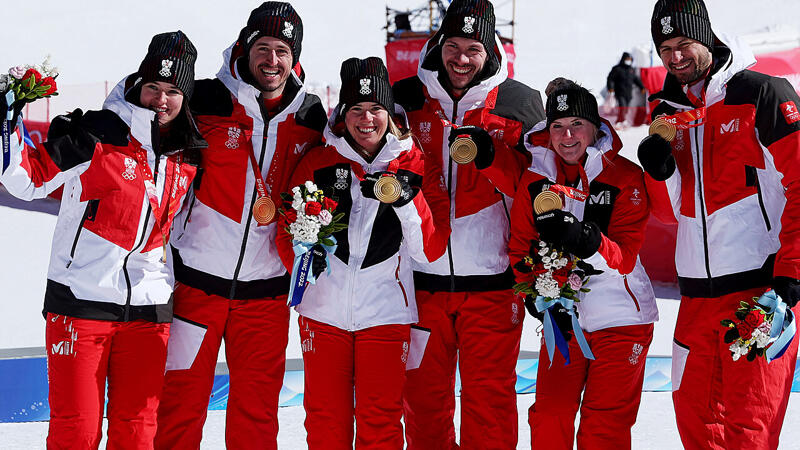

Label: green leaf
[333,212,345,222]
[320,237,334,247]
[26,75,35,90]
[720,319,735,327]
[280,192,293,202]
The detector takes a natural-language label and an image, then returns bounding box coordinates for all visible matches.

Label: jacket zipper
[229,122,269,299]
[445,100,460,292]
[623,274,640,312]
[349,164,371,328]
[65,200,96,268]
[122,155,159,321]
[395,254,409,307]
[753,173,772,231]
[693,126,713,283]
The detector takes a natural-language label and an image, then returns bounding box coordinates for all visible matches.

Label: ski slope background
[3,0,800,448]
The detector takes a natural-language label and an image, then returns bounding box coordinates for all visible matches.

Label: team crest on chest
[462,16,475,33]
[334,167,349,190]
[674,129,685,151]
[557,94,569,112]
[122,157,137,180]
[159,59,173,77]
[283,21,294,38]
[661,16,673,35]
[630,188,642,206]
[225,127,242,149]
[359,78,372,95]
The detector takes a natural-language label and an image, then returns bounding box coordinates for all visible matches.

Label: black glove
[360,171,418,207]
[534,210,601,259]
[637,134,675,181]
[773,276,800,308]
[523,295,573,342]
[448,125,494,169]
[310,244,327,280]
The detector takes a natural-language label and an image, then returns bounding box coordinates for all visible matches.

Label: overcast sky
[3,0,799,101]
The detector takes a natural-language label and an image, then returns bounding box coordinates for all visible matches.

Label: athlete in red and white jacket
[276,57,447,449]
[510,79,657,450]
[391,1,544,448]
[639,1,800,448]
[1,32,204,449]
[155,4,327,450]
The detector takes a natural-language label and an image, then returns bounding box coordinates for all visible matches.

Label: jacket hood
[417,33,508,104]
[103,76,157,151]
[650,32,755,108]
[523,118,623,185]
[323,105,413,166]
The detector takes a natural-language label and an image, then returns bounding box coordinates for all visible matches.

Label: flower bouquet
[721,290,796,362]
[513,240,599,366]
[280,181,347,306]
[2,57,59,174]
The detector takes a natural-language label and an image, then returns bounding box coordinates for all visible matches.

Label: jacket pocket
[623,274,641,312]
[66,199,99,268]
[744,165,771,231]
[671,338,690,392]
[396,255,409,307]
[165,315,208,371]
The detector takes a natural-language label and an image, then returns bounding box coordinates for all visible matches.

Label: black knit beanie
[134,31,197,99]
[240,2,303,66]
[545,82,601,129]
[651,0,714,50]
[338,57,394,114]
[438,0,496,54]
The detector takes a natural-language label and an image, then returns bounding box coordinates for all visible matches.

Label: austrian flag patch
[780,101,800,124]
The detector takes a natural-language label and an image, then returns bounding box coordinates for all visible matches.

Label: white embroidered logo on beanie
[661,16,674,35]
[359,78,372,95]
[557,94,569,112]
[283,21,294,38]
[463,16,476,33]
[159,59,173,77]
[247,30,260,44]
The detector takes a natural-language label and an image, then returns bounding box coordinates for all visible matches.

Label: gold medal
[374,174,402,203]
[450,136,478,164]
[253,196,276,224]
[648,117,677,142]
[533,191,563,215]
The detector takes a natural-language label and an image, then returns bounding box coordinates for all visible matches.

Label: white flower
[292,199,304,211]
[292,186,301,195]
[729,341,750,361]
[538,247,549,257]
[0,74,9,93]
[535,272,560,298]
[752,328,770,348]
[304,181,318,193]
[40,55,58,77]
[539,241,547,248]
[8,66,26,79]
[318,209,332,225]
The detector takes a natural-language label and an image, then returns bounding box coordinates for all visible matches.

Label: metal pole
[512,0,516,42]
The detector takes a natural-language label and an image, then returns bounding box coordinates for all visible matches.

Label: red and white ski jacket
[0,78,203,322]
[276,114,447,331]
[393,35,545,292]
[510,121,657,332]
[647,34,800,298]
[171,42,327,300]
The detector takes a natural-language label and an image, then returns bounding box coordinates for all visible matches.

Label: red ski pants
[529,323,654,450]
[672,287,798,450]
[403,289,524,450]
[45,313,169,450]
[155,283,289,450]
[299,316,410,449]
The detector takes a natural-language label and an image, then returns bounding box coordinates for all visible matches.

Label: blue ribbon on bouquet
[287,237,337,307]
[757,290,796,362]
[2,91,15,174]
[535,295,595,367]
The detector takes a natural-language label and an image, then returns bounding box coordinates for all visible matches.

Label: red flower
[23,68,42,84]
[305,201,322,216]
[737,321,754,340]
[284,208,297,223]
[41,76,57,96]
[744,310,763,328]
[322,197,338,210]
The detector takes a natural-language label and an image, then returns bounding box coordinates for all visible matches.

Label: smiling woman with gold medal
[508,78,659,450]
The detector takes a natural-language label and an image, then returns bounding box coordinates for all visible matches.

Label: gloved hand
[448,125,494,170]
[637,134,675,181]
[523,295,573,342]
[534,209,601,259]
[772,276,800,308]
[310,244,327,280]
[360,171,418,207]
